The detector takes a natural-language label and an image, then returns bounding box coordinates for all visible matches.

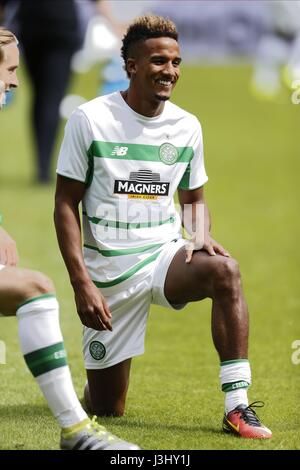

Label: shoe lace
[89,416,120,442]
[235,401,265,426]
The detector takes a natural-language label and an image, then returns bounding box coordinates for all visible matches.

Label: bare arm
[54,175,112,331]
[178,186,211,233]
[178,187,229,262]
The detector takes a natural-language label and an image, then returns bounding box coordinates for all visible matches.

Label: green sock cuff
[17,293,56,310]
[220,359,249,366]
[24,341,67,377]
[222,380,250,392]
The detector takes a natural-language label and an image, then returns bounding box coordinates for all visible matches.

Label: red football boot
[223,401,272,439]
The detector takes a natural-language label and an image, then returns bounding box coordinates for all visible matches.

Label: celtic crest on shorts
[159,143,179,165]
[89,341,106,360]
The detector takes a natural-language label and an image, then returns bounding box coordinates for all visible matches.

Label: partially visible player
[251,0,300,100]
[95,0,129,95]
[0,27,139,451]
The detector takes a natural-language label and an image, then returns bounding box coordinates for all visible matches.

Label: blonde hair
[121,14,178,77]
[0,27,18,64]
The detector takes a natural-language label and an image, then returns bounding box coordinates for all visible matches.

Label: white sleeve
[178,118,208,190]
[56,108,93,184]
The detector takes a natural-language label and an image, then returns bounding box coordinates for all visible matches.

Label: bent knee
[31,271,55,294]
[0,268,56,315]
[18,269,55,304]
[26,270,55,295]
[213,257,241,291]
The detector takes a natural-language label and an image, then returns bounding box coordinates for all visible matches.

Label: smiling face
[0,42,19,109]
[127,37,181,106]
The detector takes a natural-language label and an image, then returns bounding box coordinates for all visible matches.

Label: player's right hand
[73,280,112,331]
[0,227,19,266]
[185,233,230,263]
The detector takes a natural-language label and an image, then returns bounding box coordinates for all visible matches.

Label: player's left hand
[185,233,230,263]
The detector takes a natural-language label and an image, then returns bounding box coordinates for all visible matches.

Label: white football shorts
[83,238,187,369]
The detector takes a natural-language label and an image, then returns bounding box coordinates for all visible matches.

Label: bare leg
[164,248,248,361]
[85,358,132,416]
[0,267,55,315]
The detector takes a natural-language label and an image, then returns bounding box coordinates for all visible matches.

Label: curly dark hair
[121,14,178,78]
[0,27,17,64]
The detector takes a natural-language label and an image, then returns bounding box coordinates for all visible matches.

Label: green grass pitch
[0,63,299,449]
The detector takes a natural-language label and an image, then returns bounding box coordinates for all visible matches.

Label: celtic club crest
[159,143,179,165]
[89,341,106,360]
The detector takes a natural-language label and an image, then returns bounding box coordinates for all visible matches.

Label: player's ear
[126,58,137,77]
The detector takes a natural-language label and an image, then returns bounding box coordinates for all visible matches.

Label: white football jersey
[57,92,208,289]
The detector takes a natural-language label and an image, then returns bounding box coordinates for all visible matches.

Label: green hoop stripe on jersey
[85,146,94,187]
[221,359,249,366]
[93,250,161,288]
[17,293,57,310]
[82,211,176,229]
[84,242,165,257]
[24,341,67,377]
[222,381,250,392]
[87,141,194,163]
[178,162,191,189]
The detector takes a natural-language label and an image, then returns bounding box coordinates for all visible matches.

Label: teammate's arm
[0,214,19,266]
[178,187,229,263]
[54,176,112,331]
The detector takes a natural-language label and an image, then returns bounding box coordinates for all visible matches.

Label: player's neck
[121,89,165,118]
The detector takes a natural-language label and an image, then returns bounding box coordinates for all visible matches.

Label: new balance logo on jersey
[114,169,170,197]
[111,146,128,156]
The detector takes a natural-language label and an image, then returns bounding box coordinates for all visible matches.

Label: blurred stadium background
[0,0,299,450]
